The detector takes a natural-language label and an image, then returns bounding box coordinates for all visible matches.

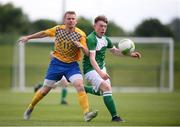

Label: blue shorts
[45,57,81,81]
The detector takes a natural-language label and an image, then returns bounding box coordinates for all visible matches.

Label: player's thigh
[43,79,57,88]
[85,70,111,92]
[44,60,65,87]
[99,81,112,92]
[65,64,83,84]
[72,78,85,92]
[64,65,84,91]
[60,76,69,86]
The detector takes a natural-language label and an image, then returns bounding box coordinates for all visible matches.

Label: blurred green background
[0,2,179,90]
[0,42,180,90]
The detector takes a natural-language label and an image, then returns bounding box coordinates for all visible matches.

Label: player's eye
[100,24,107,28]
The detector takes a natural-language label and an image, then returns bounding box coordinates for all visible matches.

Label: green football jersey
[83,31,113,74]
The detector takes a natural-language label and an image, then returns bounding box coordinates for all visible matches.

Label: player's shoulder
[54,25,65,29]
[87,31,96,39]
[104,35,110,40]
[87,31,97,42]
[46,25,64,31]
[103,35,112,43]
[75,27,86,37]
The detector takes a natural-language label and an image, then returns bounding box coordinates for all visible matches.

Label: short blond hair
[63,11,76,19]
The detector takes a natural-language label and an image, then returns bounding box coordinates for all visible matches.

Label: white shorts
[43,74,83,88]
[85,67,111,92]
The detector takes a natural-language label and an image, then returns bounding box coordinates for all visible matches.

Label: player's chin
[101,32,105,36]
[69,24,76,28]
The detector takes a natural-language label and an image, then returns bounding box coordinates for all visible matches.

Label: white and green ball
[118,39,135,55]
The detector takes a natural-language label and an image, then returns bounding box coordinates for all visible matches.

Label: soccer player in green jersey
[83,15,141,122]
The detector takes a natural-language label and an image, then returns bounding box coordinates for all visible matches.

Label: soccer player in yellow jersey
[19,11,98,122]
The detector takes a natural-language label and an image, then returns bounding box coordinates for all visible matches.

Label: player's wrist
[130,52,136,57]
[25,36,30,42]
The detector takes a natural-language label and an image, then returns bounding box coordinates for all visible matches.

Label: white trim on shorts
[85,67,110,92]
[44,76,67,88]
[69,74,83,84]
[44,74,83,88]
[43,79,57,88]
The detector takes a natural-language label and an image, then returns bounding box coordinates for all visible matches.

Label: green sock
[61,87,67,102]
[103,91,117,117]
[84,85,102,96]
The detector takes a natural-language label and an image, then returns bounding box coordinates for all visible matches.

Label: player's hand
[18,36,29,43]
[49,51,54,60]
[130,51,141,59]
[73,41,83,48]
[100,71,110,80]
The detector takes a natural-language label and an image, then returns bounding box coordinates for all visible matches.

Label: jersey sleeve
[80,34,87,48]
[87,35,97,50]
[43,26,57,37]
[106,37,113,49]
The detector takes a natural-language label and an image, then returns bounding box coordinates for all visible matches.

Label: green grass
[0,42,180,126]
[0,44,13,89]
[0,91,180,126]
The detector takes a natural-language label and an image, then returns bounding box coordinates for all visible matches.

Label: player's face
[94,21,107,37]
[64,14,77,30]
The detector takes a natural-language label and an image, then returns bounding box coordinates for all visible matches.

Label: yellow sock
[77,91,89,114]
[27,90,44,109]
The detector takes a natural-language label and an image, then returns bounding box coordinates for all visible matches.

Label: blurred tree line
[0,3,179,42]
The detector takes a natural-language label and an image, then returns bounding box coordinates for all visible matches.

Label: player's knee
[73,80,84,92]
[103,85,111,92]
[34,83,43,93]
[75,84,84,92]
[100,82,112,92]
[40,86,51,96]
[61,79,68,87]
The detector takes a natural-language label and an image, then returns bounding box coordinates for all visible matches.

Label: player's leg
[66,65,98,122]
[69,75,98,122]
[85,69,124,122]
[99,81,124,122]
[24,58,61,120]
[61,86,68,104]
[34,83,43,93]
[55,76,69,104]
[23,80,55,120]
[84,84,102,96]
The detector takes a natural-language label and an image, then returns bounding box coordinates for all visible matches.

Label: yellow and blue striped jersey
[43,25,87,63]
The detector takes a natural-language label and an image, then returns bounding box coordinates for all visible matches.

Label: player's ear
[63,14,67,24]
[75,19,77,24]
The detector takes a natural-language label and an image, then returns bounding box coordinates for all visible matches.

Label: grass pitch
[0,90,180,126]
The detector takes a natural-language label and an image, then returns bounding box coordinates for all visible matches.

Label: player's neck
[94,31,103,38]
[96,34,103,38]
[65,26,75,33]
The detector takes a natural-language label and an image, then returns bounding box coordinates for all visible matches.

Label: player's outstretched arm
[18,31,48,43]
[130,51,141,59]
[109,46,124,56]
[109,46,141,59]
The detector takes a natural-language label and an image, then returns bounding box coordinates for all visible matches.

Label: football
[118,39,135,55]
